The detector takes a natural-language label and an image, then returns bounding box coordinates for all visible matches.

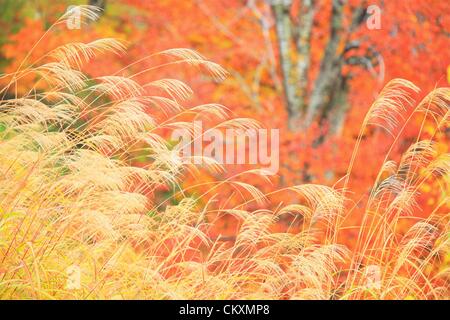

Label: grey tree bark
[268,0,369,137]
[271,0,301,130]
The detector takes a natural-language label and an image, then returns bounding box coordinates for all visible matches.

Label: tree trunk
[305,0,345,128]
[269,0,367,137]
[270,1,301,130]
[295,0,315,115]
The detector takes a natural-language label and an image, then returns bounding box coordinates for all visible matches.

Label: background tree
[269,0,372,135]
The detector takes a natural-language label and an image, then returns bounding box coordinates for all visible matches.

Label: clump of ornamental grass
[0,6,448,300]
